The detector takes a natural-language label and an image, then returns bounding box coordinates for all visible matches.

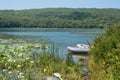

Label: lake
[1,28,103,59]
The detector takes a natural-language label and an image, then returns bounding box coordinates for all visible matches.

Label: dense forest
[0,8,120,28]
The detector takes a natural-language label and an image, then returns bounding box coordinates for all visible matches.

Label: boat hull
[67,46,89,54]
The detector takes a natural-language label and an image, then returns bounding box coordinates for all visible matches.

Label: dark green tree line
[0,8,120,28]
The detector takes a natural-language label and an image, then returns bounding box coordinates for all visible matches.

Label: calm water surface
[2,31,98,58]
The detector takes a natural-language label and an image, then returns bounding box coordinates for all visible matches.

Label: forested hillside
[0,8,120,28]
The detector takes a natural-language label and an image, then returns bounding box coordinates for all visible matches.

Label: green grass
[0,39,84,80]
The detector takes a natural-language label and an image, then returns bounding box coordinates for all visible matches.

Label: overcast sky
[0,0,120,10]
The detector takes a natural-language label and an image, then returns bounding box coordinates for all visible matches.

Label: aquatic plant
[0,39,83,80]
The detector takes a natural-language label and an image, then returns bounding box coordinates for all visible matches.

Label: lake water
[0,29,103,79]
[1,29,102,59]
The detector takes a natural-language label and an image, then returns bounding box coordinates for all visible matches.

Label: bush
[89,24,120,80]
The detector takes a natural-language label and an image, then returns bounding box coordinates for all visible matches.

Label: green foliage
[0,8,120,28]
[0,39,83,80]
[89,24,120,80]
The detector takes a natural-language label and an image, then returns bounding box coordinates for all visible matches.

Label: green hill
[0,8,120,28]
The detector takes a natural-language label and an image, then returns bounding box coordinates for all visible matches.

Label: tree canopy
[0,8,120,28]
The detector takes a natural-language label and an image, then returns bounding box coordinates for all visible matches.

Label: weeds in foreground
[0,39,83,80]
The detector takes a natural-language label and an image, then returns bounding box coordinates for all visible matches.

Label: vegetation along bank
[88,24,120,80]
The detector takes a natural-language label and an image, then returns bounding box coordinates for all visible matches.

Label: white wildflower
[17,65,21,68]
[44,69,47,73]
[18,75,21,79]
[8,66,11,69]
[19,72,23,75]
[18,53,23,57]
[3,69,7,72]
[26,57,30,60]
[8,71,12,74]
[30,61,34,63]
[35,45,39,48]
[21,76,25,79]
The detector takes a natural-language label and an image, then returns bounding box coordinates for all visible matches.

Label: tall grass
[0,39,84,80]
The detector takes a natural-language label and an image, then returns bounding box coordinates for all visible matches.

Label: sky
[0,0,120,10]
